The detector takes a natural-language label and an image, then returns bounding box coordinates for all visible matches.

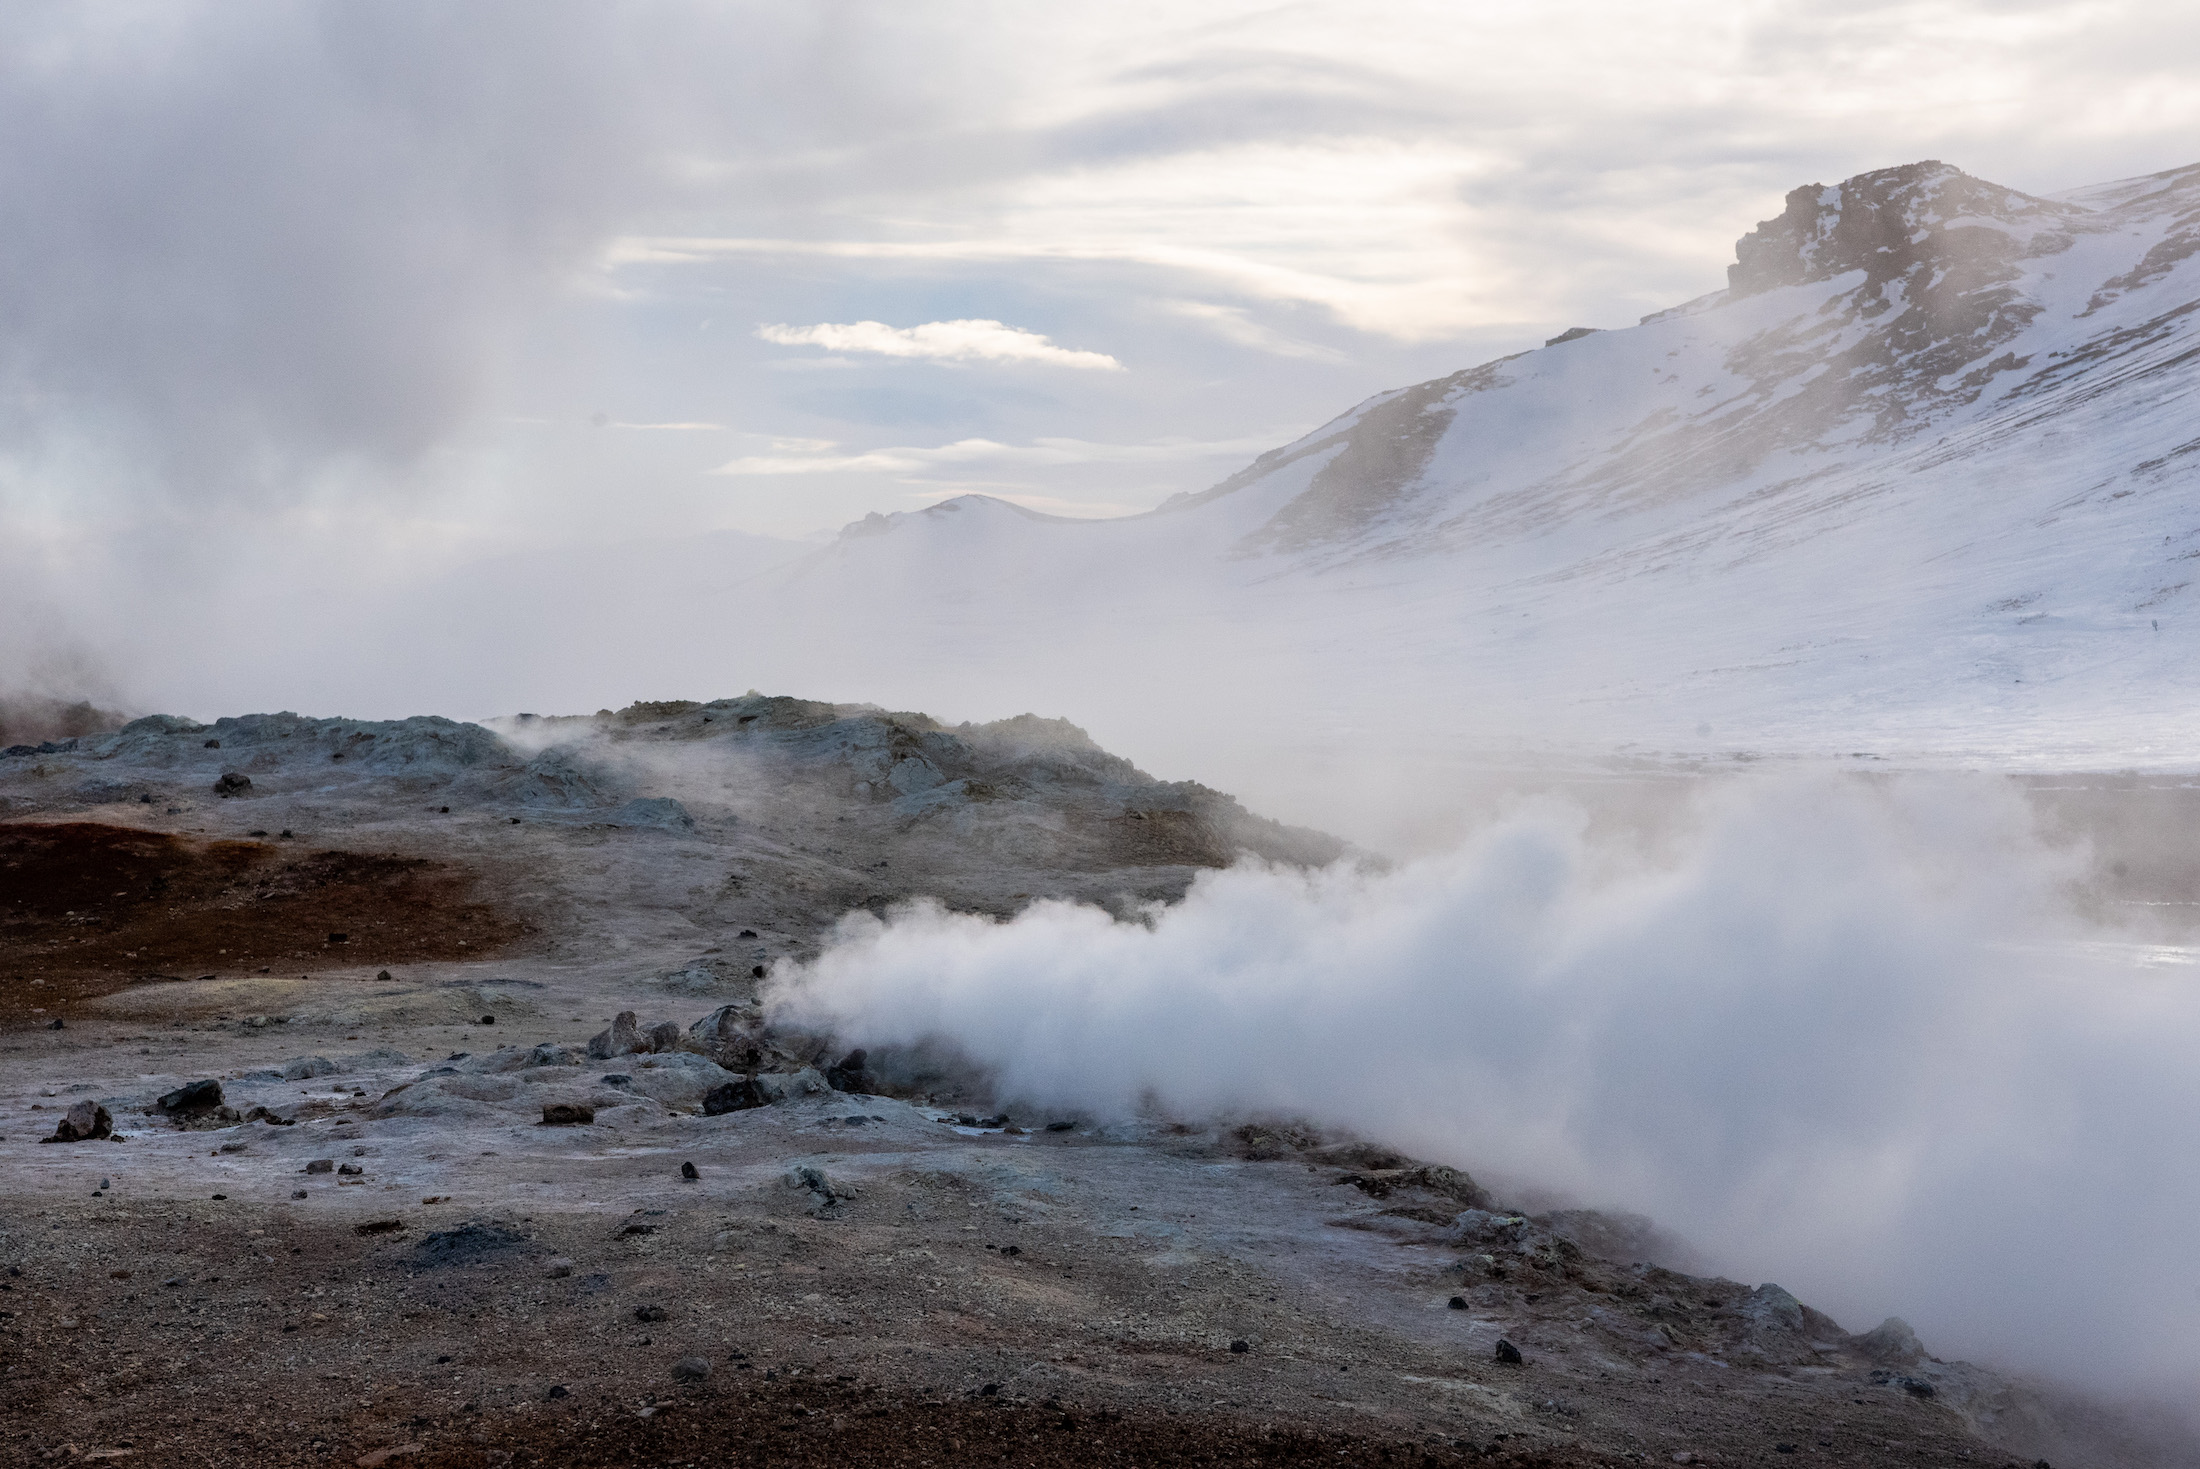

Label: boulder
[42,1099,113,1143]
[644,1020,683,1053]
[283,1056,338,1081]
[753,1068,829,1104]
[702,1077,764,1115]
[587,1011,644,1060]
[212,771,253,797]
[784,1163,858,1212]
[1854,1316,1926,1366]
[542,1102,596,1126]
[156,1079,224,1115]
[825,1048,872,1093]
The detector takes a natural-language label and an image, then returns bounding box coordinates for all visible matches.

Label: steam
[777,772,2200,1396]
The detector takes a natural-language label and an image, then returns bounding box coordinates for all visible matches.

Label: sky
[3,0,2198,708]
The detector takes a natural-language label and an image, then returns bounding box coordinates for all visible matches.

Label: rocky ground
[0,698,2183,1468]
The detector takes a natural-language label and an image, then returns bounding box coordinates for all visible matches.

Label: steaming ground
[3,697,2196,1467]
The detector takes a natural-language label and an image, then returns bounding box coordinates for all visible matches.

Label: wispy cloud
[710,433,1273,478]
[755,319,1123,371]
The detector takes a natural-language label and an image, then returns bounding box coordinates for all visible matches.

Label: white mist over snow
[777,772,2200,1396]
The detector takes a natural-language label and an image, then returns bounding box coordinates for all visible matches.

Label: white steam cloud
[755,319,1125,370]
[776,773,2200,1398]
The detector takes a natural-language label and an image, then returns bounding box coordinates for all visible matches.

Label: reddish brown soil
[0,823,525,1026]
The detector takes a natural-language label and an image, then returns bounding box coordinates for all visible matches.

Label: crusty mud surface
[0,700,2185,1468]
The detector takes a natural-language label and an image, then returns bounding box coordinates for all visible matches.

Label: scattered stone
[672,1355,711,1382]
[738,929,759,939]
[212,771,253,797]
[541,1103,595,1126]
[546,1385,570,1400]
[635,1304,670,1322]
[1494,1339,1524,1365]
[1447,1296,1468,1310]
[46,1018,64,1031]
[1045,1120,1076,1132]
[293,1190,309,1199]
[156,1079,223,1115]
[304,1159,335,1174]
[376,970,394,982]
[1229,1340,1249,1354]
[338,1163,364,1176]
[41,1100,113,1143]
[354,1219,406,1237]
[680,1161,699,1180]
[218,1140,250,1154]
[480,1014,495,1025]
[543,1258,574,1279]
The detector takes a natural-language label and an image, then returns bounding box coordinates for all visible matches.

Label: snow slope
[734,160,2200,788]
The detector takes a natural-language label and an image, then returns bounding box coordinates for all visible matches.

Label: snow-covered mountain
[736,160,2200,800]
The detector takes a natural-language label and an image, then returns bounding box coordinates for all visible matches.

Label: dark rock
[212,772,252,797]
[1494,1339,1524,1365]
[46,1018,64,1031]
[702,1077,764,1115]
[480,1015,495,1025]
[738,929,759,939]
[672,1356,711,1382]
[825,1047,871,1093]
[1869,1369,1938,1399]
[354,1219,406,1236]
[375,970,393,982]
[337,1163,364,1176]
[546,1385,569,1400]
[304,1159,334,1174]
[42,1100,113,1143]
[644,1019,681,1052]
[635,1304,670,1322]
[541,1102,595,1126]
[327,932,348,945]
[680,1161,699,1180]
[292,1189,309,1199]
[415,1222,527,1268]
[1229,1340,1249,1354]
[1447,1296,1468,1310]
[620,1223,657,1237]
[751,965,765,979]
[156,1079,223,1114]
[204,739,220,748]
[1544,326,1600,346]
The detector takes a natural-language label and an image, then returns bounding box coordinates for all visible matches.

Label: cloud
[709,433,1275,477]
[755,319,1123,370]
